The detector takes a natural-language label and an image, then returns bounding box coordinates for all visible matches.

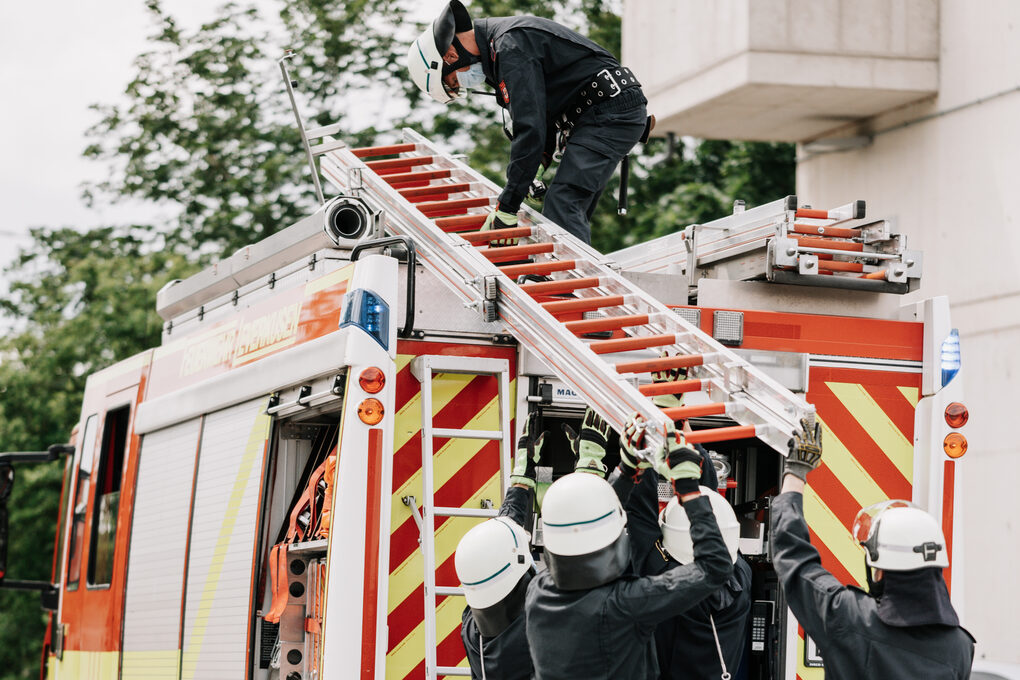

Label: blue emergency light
[940,328,961,387]
[340,288,390,350]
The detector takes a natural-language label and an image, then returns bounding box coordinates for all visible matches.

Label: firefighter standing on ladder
[771,420,975,679]
[406,0,651,246]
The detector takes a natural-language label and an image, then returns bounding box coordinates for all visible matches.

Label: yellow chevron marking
[396,354,414,373]
[121,650,181,679]
[181,404,270,680]
[816,415,887,510]
[826,382,913,483]
[385,591,470,679]
[897,385,919,408]
[803,486,867,587]
[796,635,825,679]
[394,372,475,454]
[48,650,120,680]
[389,472,500,614]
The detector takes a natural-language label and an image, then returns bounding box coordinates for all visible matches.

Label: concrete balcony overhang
[623,0,939,142]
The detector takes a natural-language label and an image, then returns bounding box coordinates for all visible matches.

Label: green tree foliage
[0,1,793,676]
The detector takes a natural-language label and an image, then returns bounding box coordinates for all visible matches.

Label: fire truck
[0,113,969,679]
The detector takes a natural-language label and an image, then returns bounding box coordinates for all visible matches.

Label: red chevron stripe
[808,385,910,500]
[863,382,917,442]
[807,465,861,533]
[808,525,859,587]
[387,551,461,657]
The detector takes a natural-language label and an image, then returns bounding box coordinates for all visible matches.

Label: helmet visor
[851,499,918,560]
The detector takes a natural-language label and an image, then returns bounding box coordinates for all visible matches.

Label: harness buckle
[597,68,622,98]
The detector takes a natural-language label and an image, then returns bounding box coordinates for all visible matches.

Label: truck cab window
[66,415,98,590]
[87,406,130,587]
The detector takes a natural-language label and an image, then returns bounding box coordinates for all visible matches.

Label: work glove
[654,424,703,498]
[563,407,611,477]
[618,413,654,482]
[785,417,823,482]
[651,350,688,409]
[510,410,545,490]
[481,208,520,247]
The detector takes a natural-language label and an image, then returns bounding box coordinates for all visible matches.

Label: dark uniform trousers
[771,492,975,680]
[460,485,535,679]
[543,88,647,244]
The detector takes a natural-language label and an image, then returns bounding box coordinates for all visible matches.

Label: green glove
[651,350,688,409]
[653,423,703,498]
[785,417,822,482]
[510,410,545,489]
[481,208,520,246]
[619,413,653,481]
[564,408,611,477]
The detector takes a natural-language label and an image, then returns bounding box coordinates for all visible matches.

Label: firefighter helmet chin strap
[708,613,732,680]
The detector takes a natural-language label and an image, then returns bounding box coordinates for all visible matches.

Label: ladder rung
[436,667,471,677]
[352,142,418,158]
[309,139,347,156]
[520,276,601,296]
[434,506,499,518]
[305,122,344,139]
[565,313,650,334]
[479,243,555,261]
[638,378,705,396]
[499,259,577,278]
[661,402,729,419]
[383,169,452,186]
[860,269,888,280]
[365,155,434,172]
[589,333,678,355]
[542,294,626,315]
[817,260,864,273]
[684,424,759,444]
[791,223,861,239]
[460,226,533,244]
[418,197,492,216]
[436,214,488,232]
[615,353,717,375]
[399,182,473,201]
[432,427,504,440]
[794,236,863,252]
[435,586,465,596]
[794,208,830,219]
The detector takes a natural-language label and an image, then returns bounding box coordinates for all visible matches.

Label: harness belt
[557,66,642,131]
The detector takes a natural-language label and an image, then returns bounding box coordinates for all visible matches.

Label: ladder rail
[322,130,815,455]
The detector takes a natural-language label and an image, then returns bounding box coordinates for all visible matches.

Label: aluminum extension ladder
[401,355,514,679]
[318,128,813,457]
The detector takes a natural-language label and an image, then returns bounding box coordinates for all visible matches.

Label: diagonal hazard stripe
[389,472,500,615]
[897,385,919,408]
[864,383,916,442]
[803,486,866,587]
[386,588,470,678]
[826,382,913,483]
[393,372,477,456]
[816,415,888,511]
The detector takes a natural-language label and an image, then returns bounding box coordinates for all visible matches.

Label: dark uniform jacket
[771,492,975,680]
[472,16,623,213]
[460,484,535,679]
[524,494,732,680]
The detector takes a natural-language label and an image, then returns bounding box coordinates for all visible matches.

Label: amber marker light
[358,398,385,425]
[943,433,968,459]
[944,402,968,428]
[359,367,385,394]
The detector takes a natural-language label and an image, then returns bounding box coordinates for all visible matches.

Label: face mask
[456,63,485,91]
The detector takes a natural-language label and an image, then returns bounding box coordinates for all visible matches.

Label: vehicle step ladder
[401,355,514,679]
[319,128,814,457]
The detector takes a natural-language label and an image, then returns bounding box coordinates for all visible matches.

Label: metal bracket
[402,495,424,544]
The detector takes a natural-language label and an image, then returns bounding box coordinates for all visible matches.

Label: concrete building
[623,0,1019,664]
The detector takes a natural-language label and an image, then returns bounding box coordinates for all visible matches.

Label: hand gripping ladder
[320,128,814,458]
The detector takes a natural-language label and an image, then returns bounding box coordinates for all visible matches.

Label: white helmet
[541,472,630,590]
[658,486,740,564]
[455,517,533,608]
[852,500,949,571]
[406,0,473,104]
